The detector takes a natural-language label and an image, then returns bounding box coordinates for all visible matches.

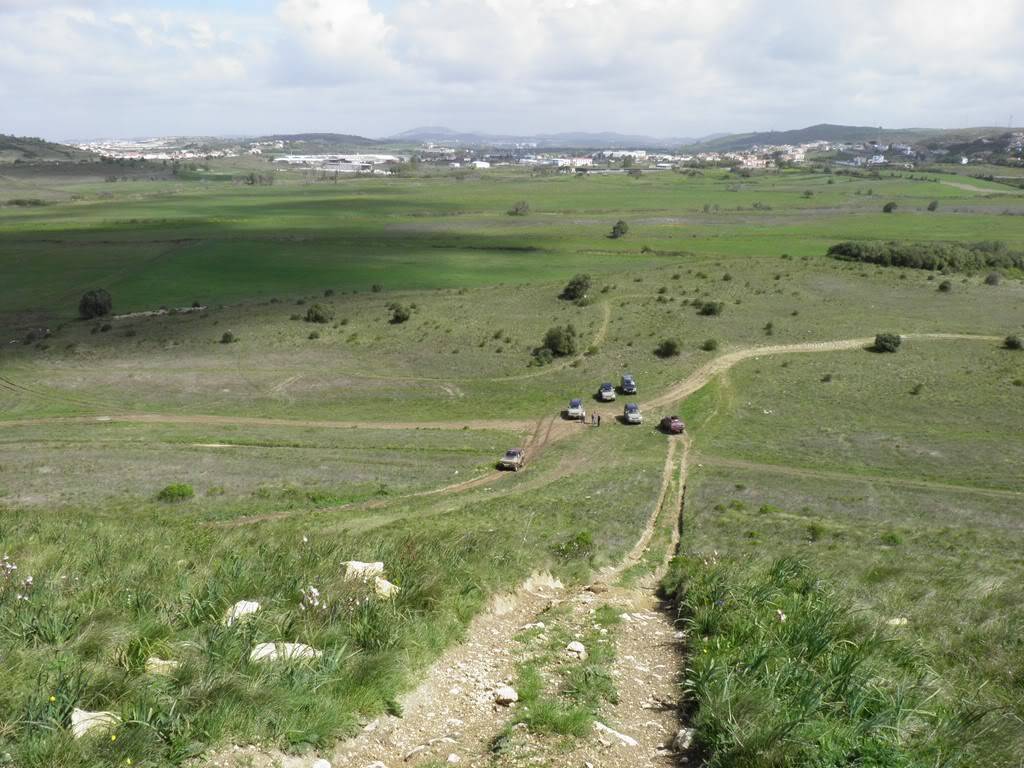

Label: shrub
[827,240,1024,273]
[609,219,629,239]
[984,272,1002,286]
[882,202,897,213]
[910,382,924,395]
[821,373,833,383]
[371,284,384,293]
[220,331,235,344]
[655,338,681,358]
[157,483,194,502]
[764,321,774,336]
[1005,334,1023,350]
[78,288,112,319]
[927,200,939,211]
[538,325,577,357]
[696,301,724,317]
[324,288,335,297]
[308,330,320,340]
[560,274,592,301]
[555,530,594,560]
[874,333,902,352]
[304,304,334,323]
[938,280,952,292]
[700,338,719,351]
[508,200,530,216]
[389,303,411,324]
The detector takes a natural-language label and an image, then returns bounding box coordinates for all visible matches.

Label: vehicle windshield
[570,399,582,407]
[505,450,520,457]
[626,404,638,411]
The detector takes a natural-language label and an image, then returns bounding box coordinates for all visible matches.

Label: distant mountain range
[682,123,1011,152]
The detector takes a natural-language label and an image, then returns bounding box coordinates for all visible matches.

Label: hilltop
[686,122,1010,151]
[0,134,95,163]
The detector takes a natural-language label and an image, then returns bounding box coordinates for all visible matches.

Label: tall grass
[662,555,991,767]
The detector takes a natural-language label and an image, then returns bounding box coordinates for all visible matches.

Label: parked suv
[621,374,637,395]
[498,448,526,471]
[598,383,616,402]
[566,398,586,420]
[623,403,643,424]
[659,415,685,434]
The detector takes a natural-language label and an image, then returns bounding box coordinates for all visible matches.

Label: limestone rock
[887,617,909,626]
[343,561,385,580]
[311,760,332,768]
[249,642,322,663]
[374,576,400,598]
[145,656,180,676]
[70,708,120,739]
[672,727,696,752]
[224,600,261,626]
[494,686,519,706]
[566,640,587,660]
[594,721,638,747]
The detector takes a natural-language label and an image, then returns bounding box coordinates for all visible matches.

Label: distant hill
[0,134,95,163]
[388,127,696,149]
[685,123,1008,152]
[256,133,380,147]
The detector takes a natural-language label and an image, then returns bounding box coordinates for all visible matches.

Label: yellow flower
[126,760,132,766]
[49,695,56,702]
[110,734,117,742]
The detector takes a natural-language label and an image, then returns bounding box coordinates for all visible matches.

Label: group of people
[589,412,602,426]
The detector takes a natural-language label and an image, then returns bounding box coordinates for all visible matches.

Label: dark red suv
[660,415,685,434]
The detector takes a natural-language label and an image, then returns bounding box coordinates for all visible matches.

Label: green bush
[220,331,235,344]
[927,200,939,211]
[156,483,194,502]
[507,200,530,216]
[984,272,1002,286]
[700,338,719,352]
[1005,334,1023,350]
[827,240,1024,273]
[555,531,594,560]
[389,303,411,324]
[560,274,591,301]
[655,338,681,358]
[304,304,334,323]
[308,330,320,340]
[537,325,577,358]
[938,280,952,292]
[696,301,724,317]
[874,333,902,353]
[78,288,112,319]
[882,201,897,213]
[609,219,629,239]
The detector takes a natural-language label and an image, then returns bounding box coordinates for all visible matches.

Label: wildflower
[776,609,787,623]
[49,695,56,702]
[110,734,117,742]
[302,535,309,544]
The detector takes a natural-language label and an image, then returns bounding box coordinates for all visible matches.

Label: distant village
[76,131,1024,176]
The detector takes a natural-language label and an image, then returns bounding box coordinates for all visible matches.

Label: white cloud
[1,0,1021,139]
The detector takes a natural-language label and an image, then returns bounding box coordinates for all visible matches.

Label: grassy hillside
[0,134,93,163]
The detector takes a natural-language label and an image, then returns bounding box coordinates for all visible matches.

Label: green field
[1,163,1022,767]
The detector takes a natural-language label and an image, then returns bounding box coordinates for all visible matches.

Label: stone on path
[250,642,322,663]
[672,727,696,752]
[224,599,261,626]
[594,721,638,747]
[494,686,519,706]
[566,640,587,660]
[70,708,120,739]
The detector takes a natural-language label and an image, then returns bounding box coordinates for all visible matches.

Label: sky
[1,0,1022,141]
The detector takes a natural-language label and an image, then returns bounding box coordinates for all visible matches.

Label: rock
[343,561,385,580]
[365,763,387,768]
[887,617,909,626]
[447,755,460,764]
[566,640,587,660]
[374,576,400,599]
[585,583,608,594]
[672,727,696,752]
[594,721,638,747]
[145,656,180,676]
[70,708,120,739]
[249,642,322,663]
[311,760,332,768]
[494,686,519,705]
[224,600,261,626]
[520,622,545,631]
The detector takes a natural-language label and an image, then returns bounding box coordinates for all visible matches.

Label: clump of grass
[156,483,194,502]
[662,555,961,767]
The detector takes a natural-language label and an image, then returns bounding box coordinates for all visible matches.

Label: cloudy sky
[2,0,1021,140]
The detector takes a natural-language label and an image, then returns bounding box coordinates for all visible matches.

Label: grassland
[1,162,1022,767]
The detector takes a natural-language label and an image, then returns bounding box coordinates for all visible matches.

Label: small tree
[1005,334,1023,350]
[539,325,577,357]
[700,338,719,351]
[507,201,530,216]
[389,303,411,324]
[655,338,681,358]
[78,289,112,319]
[874,333,902,353]
[938,280,952,292]
[882,202,897,213]
[927,200,939,212]
[305,304,334,323]
[697,301,724,317]
[560,273,592,301]
[609,219,629,239]
[984,272,1002,286]
[220,331,235,344]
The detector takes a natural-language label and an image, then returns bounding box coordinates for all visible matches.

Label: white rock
[672,727,696,752]
[224,600,261,626]
[70,708,120,739]
[494,686,519,705]
[374,576,400,598]
[566,641,587,660]
[447,754,460,764]
[343,561,385,580]
[887,617,909,626]
[311,760,332,768]
[594,721,638,747]
[365,763,387,768]
[145,656,180,676]
[249,642,322,663]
